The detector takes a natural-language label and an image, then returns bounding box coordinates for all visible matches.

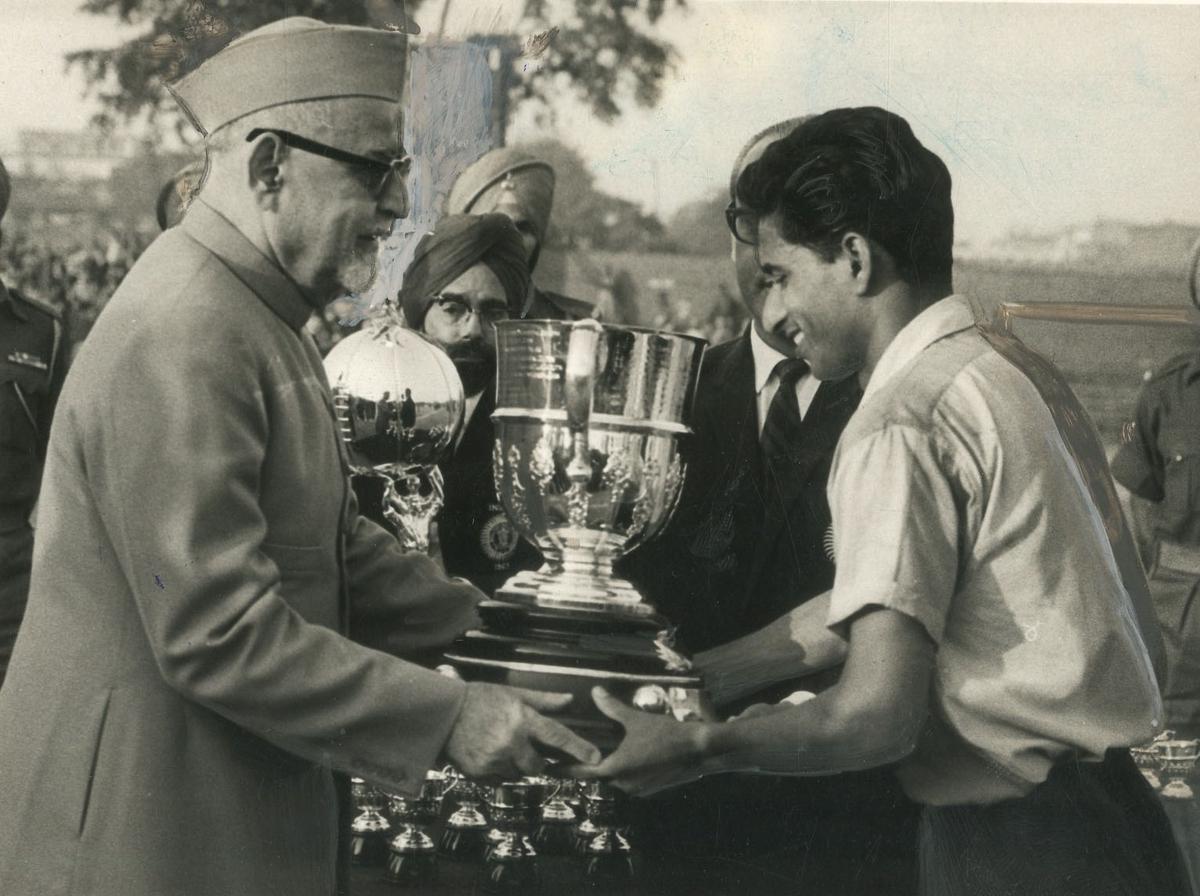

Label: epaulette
[538,289,596,321]
[1147,350,1200,384]
[12,289,63,321]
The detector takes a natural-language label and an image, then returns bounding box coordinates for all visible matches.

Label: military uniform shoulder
[531,288,596,322]
[1146,349,1200,385]
[5,287,63,322]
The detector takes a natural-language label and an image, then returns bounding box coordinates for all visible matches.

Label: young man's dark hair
[737,106,955,295]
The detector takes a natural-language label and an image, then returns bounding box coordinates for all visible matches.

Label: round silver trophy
[324,312,465,553]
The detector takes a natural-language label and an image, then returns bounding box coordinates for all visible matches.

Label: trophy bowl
[489,319,705,613]
[324,317,465,551]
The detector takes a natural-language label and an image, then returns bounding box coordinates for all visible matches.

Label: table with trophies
[327,313,786,893]
[326,311,1200,893]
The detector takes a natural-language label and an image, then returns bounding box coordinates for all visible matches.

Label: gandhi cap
[168,17,414,137]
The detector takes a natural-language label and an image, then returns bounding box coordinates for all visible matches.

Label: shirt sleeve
[85,311,466,794]
[826,423,960,644]
[1110,384,1164,502]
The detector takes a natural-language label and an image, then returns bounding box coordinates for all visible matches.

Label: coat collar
[181,200,315,332]
[0,278,26,321]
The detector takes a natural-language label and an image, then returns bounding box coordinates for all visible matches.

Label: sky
[1,1,1199,246]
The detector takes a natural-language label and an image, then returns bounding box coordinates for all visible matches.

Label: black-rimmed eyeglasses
[725,199,759,246]
[245,128,411,198]
[429,294,510,327]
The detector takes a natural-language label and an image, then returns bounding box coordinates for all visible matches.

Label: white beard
[339,248,380,295]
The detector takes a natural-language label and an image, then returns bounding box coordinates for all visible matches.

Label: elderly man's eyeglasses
[245,128,411,198]
[725,200,759,246]
[430,294,509,326]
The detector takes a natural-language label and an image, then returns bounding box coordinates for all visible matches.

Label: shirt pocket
[260,541,337,628]
[0,363,47,448]
[1156,428,1200,539]
[260,541,328,574]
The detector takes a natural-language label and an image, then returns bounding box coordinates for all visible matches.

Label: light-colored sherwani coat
[0,201,481,896]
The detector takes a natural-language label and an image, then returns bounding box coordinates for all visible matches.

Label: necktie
[761,358,808,471]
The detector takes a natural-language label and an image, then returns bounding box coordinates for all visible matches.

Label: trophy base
[444,598,704,751]
[495,567,656,616]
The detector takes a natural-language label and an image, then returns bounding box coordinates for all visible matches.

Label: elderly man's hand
[444,683,600,781]
[566,687,718,797]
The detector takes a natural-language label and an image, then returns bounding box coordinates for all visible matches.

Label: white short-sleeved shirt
[827,295,1161,806]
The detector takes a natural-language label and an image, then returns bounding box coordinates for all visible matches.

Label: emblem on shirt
[480,510,519,565]
[823,522,836,562]
[6,351,48,371]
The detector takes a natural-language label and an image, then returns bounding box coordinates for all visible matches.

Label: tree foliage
[67,0,684,134]
[519,137,670,252]
[515,0,682,123]
[666,188,730,256]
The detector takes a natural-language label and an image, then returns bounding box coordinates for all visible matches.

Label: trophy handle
[563,320,603,485]
[381,466,444,554]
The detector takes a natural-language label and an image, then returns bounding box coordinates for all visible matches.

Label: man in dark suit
[620,119,919,895]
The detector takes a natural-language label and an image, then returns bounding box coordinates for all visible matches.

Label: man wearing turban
[446,146,596,321]
[0,20,596,896]
[397,213,542,594]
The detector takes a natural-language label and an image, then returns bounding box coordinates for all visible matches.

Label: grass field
[957,262,1200,449]
[548,251,1200,453]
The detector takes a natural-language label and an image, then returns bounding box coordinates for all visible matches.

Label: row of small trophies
[350,770,635,891]
[1131,731,1200,800]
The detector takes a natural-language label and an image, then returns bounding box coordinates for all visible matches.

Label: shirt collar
[181,199,315,332]
[863,294,982,400]
[749,323,793,394]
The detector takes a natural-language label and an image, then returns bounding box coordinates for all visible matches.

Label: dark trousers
[633,768,920,896]
[919,749,1194,896]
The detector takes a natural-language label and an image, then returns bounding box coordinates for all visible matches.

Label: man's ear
[246,133,285,201]
[841,232,876,297]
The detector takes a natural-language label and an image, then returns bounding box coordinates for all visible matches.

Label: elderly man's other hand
[566,687,718,797]
[444,683,600,781]
[728,689,817,721]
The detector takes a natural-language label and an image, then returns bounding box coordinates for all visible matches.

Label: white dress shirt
[749,325,821,435]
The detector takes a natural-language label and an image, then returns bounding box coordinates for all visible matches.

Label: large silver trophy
[445,319,707,744]
[324,313,465,552]
[489,319,700,612]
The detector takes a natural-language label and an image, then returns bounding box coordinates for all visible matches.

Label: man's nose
[463,310,484,340]
[759,282,789,335]
[379,170,410,221]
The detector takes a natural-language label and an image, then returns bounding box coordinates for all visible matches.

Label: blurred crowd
[1,221,746,363]
[1,224,150,359]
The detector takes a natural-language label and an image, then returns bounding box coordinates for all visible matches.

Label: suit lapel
[706,335,760,489]
[744,373,861,599]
